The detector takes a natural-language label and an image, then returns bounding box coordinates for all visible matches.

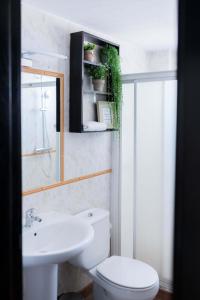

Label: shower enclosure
[120,71,177,292]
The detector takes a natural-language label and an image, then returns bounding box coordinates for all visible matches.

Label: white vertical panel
[161,81,177,285]
[134,80,177,290]
[121,76,177,291]
[120,84,135,257]
[110,132,121,256]
[135,81,164,273]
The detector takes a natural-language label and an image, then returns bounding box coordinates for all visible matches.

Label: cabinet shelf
[83,90,112,96]
[83,60,102,67]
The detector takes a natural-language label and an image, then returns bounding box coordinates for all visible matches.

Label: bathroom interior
[21,1,177,300]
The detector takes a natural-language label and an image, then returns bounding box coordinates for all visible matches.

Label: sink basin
[23,211,94,300]
[23,212,94,267]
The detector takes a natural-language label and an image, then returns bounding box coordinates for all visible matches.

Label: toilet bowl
[69,209,159,300]
[90,256,159,300]
[89,256,159,300]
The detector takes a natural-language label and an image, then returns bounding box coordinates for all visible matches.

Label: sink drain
[58,292,84,300]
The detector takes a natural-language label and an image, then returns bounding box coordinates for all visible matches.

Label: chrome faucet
[24,208,42,228]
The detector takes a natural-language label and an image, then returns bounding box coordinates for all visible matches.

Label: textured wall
[22,4,112,294]
[22,3,148,295]
[146,49,177,72]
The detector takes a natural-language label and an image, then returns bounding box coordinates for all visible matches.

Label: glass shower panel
[135,80,177,290]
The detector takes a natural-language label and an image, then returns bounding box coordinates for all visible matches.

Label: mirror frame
[22,66,64,196]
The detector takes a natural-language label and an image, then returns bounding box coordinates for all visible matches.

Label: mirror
[21,67,64,194]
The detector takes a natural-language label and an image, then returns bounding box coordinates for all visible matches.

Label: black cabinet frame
[70,31,119,132]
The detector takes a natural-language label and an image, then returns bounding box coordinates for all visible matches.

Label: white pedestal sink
[23,212,94,300]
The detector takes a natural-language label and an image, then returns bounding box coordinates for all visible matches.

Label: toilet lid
[97,256,158,289]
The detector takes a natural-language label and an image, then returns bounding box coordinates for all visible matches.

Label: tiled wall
[22,3,113,202]
[22,3,148,294]
[22,4,114,293]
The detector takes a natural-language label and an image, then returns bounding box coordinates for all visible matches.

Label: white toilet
[69,208,159,300]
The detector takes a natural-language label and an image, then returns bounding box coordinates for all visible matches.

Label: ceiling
[22,0,178,51]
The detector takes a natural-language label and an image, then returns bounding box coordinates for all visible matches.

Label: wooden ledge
[23,169,112,196]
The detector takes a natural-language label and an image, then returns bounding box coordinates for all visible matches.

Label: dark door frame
[174,0,200,299]
[1,0,200,299]
[0,0,22,299]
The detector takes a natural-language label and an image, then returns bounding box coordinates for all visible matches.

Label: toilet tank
[69,208,110,270]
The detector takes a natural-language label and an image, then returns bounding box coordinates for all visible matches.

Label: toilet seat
[96,256,159,290]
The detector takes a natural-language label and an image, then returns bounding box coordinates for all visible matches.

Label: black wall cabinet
[70,31,119,133]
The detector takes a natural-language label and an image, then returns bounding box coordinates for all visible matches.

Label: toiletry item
[83,121,107,131]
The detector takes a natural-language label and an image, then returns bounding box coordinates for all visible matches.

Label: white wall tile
[22,3,148,295]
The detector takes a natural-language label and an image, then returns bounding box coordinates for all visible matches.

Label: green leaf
[100,45,122,128]
[84,42,96,51]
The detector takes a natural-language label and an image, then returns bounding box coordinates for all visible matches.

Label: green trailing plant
[84,42,96,51]
[101,45,122,129]
[87,65,108,80]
